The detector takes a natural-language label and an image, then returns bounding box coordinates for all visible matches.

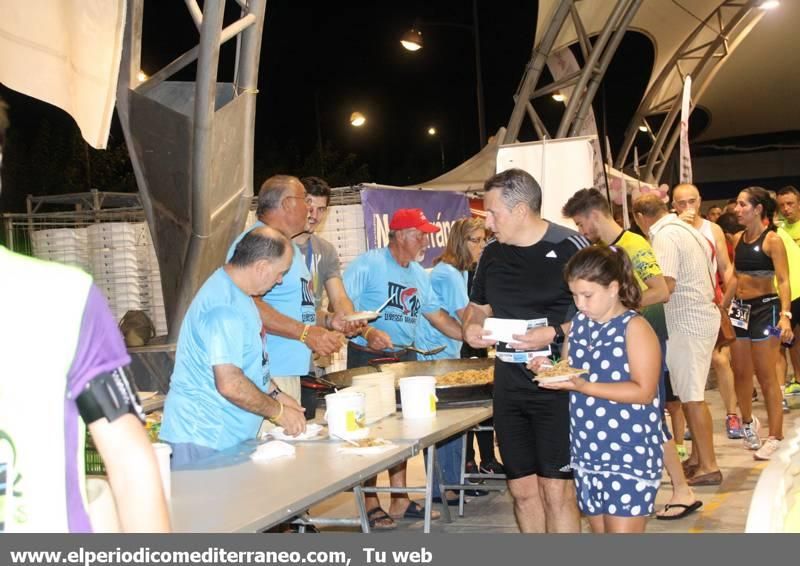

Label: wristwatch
[781,311,793,320]
[551,324,565,344]
[268,386,282,400]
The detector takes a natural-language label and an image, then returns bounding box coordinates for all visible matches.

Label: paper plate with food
[343,311,380,322]
[533,360,586,384]
[266,423,326,441]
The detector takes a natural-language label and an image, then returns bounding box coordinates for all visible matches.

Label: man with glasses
[227,175,344,404]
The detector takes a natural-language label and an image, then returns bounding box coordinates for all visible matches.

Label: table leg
[353,485,370,533]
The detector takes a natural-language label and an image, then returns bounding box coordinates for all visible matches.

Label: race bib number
[729,300,751,330]
[495,317,552,364]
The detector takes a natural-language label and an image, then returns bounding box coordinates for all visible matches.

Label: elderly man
[562,188,701,518]
[463,168,588,533]
[343,208,463,530]
[671,183,743,440]
[161,227,305,468]
[227,175,345,404]
[0,97,169,532]
[633,194,722,486]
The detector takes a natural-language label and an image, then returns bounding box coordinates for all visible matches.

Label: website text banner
[361,189,470,268]
[0,533,785,566]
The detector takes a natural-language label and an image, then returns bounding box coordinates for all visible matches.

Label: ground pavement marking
[687,461,768,533]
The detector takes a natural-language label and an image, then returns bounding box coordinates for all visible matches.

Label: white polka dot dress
[568,311,664,482]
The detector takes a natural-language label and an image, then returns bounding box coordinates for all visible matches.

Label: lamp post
[401,0,486,148]
[428,126,445,172]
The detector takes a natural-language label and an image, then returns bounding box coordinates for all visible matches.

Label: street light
[350,112,366,127]
[400,0,486,148]
[427,126,445,172]
[552,92,567,103]
[759,1,780,10]
[400,29,423,51]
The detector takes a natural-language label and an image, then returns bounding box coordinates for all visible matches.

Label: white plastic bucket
[325,390,368,439]
[399,376,437,419]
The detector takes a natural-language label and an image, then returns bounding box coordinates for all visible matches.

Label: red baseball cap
[389,208,440,233]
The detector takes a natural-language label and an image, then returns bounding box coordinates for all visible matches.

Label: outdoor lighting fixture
[759,0,779,10]
[552,92,566,102]
[400,28,423,51]
[427,127,437,136]
[350,112,366,127]
[639,125,648,132]
[137,71,148,82]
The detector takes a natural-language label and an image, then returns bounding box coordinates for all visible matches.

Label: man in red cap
[343,207,464,530]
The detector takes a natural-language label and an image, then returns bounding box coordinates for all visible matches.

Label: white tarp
[496,136,595,230]
[0,0,126,149]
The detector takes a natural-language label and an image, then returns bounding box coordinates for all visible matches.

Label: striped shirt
[649,214,720,338]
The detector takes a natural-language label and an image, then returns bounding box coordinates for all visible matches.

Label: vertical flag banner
[361,189,471,268]
[679,75,693,184]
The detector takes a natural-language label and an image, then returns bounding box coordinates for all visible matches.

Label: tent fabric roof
[535,0,798,142]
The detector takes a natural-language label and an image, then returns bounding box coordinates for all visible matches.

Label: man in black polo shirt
[464,168,588,533]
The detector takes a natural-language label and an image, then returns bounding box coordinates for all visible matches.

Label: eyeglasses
[467,237,487,244]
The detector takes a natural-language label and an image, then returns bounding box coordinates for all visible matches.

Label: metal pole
[555,0,632,139]
[503,0,573,144]
[439,138,446,172]
[472,0,486,148]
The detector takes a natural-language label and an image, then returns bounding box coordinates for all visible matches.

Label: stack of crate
[316,204,366,270]
[136,225,168,336]
[87,222,146,321]
[30,228,90,272]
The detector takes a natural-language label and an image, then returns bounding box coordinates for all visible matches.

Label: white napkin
[251,440,296,462]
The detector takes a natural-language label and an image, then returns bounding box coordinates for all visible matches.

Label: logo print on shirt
[300,277,315,307]
[545,250,558,258]
[386,282,421,317]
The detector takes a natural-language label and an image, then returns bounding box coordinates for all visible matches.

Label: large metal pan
[323,357,494,404]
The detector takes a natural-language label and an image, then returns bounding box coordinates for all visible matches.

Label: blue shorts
[574,468,659,517]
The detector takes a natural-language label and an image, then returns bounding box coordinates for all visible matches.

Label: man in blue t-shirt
[162,227,305,468]
[343,208,464,530]
[227,175,345,404]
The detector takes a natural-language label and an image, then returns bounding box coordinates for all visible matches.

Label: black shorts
[492,368,572,480]
[733,295,779,341]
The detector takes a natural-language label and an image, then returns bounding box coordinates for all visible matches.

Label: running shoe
[754,437,781,461]
[725,414,744,439]
[783,398,790,413]
[464,461,484,485]
[785,380,800,395]
[742,416,761,450]
[478,460,505,475]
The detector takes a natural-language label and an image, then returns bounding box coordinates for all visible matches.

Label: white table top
[170,439,414,533]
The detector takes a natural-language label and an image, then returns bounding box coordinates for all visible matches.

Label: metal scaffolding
[116,0,268,340]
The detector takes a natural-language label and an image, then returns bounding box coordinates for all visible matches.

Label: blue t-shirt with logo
[415,262,469,360]
[160,268,268,451]
[227,221,316,376]
[344,247,437,347]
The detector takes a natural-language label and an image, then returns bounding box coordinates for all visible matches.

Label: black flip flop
[655,500,703,521]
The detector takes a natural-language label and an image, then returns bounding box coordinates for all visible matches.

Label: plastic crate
[85,435,106,475]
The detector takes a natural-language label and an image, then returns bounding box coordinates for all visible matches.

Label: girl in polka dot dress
[529,246,663,533]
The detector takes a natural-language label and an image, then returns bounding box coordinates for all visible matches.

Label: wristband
[299,324,311,343]
[269,400,284,424]
[781,311,793,320]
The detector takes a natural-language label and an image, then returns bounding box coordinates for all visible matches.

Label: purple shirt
[64,285,131,532]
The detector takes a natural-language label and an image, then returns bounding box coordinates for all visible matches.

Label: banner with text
[361,188,471,268]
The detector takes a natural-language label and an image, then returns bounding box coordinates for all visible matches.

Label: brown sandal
[367,507,397,530]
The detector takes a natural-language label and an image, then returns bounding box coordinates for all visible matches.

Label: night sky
[1,0,666,213]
